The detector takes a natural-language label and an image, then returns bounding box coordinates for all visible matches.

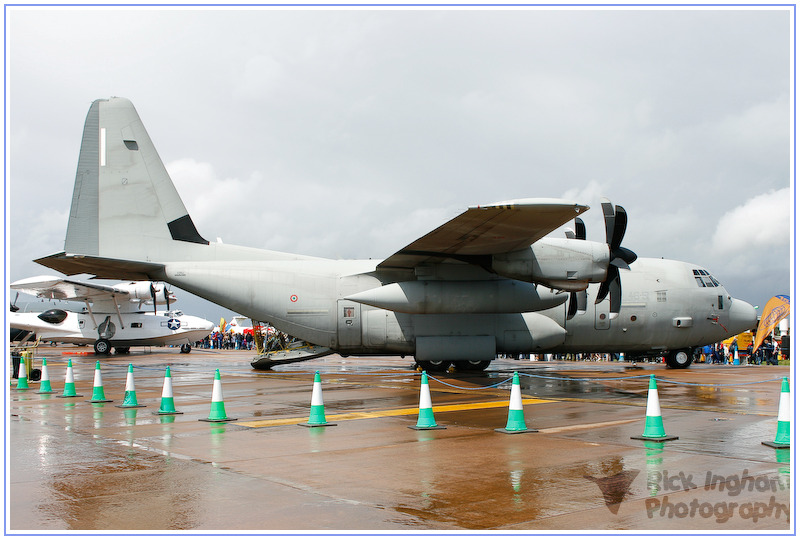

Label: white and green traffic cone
[155,366,183,415]
[299,371,336,427]
[36,357,55,394]
[199,369,237,422]
[631,375,678,442]
[496,372,537,434]
[57,359,83,398]
[15,355,29,390]
[409,371,445,430]
[762,377,790,448]
[116,364,145,408]
[87,361,113,403]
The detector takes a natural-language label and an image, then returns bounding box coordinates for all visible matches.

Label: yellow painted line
[236,398,554,428]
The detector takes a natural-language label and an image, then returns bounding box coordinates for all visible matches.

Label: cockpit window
[693,269,720,288]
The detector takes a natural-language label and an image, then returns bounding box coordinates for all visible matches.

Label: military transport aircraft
[34,97,757,370]
[10,276,214,354]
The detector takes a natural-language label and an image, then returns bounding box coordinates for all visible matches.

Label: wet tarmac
[7,346,793,532]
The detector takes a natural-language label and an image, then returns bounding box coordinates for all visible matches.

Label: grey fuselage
[157,243,754,360]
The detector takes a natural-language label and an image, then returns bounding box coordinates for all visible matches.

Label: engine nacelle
[491,237,609,291]
[345,279,568,314]
[115,281,174,305]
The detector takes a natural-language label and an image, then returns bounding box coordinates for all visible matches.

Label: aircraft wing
[378,198,589,270]
[10,275,131,301]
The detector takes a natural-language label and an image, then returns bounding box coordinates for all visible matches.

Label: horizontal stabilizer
[34,252,164,280]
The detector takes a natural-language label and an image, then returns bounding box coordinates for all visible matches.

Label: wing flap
[378,199,588,270]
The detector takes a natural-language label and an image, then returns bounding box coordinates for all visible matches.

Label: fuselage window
[718,295,724,310]
[131,322,143,328]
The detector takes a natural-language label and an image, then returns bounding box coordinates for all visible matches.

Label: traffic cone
[199,369,237,422]
[116,364,145,408]
[409,371,445,430]
[15,354,29,390]
[87,361,113,403]
[37,357,55,394]
[155,366,183,415]
[631,375,678,441]
[496,372,537,434]
[57,359,83,398]
[762,377,790,448]
[299,371,336,427]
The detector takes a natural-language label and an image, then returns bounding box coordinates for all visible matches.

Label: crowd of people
[196,328,294,352]
[700,339,782,365]
[197,330,255,350]
[499,340,786,365]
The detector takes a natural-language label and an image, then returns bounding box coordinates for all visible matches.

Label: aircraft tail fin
[41,98,208,276]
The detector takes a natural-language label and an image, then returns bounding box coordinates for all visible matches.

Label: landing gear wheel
[180,344,192,354]
[30,368,41,382]
[666,349,693,369]
[94,339,111,355]
[416,360,451,373]
[455,360,491,372]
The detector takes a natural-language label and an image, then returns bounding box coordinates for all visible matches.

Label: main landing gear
[665,348,693,369]
[94,339,111,355]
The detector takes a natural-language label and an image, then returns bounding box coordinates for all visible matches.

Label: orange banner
[753,295,790,351]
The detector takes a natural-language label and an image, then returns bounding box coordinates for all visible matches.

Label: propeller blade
[596,278,610,304]
[576,289,587,314]
[596,266,619,304]
[609,205,627,251]
[565,217,586,241]
[617,246,637,265]
[609,273,622,318]
[575,217,586,241]
[601,198,615,245]
[163,286,171,311]
[567,292,577,319]
[610,257,630,271]
[149,283,157,315]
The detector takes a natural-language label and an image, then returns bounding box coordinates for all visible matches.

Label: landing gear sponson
[415,360,491,372]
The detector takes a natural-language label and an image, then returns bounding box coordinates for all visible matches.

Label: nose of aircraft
[729,298,757,335]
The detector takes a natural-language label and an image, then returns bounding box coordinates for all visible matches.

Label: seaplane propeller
[148,282,173,314]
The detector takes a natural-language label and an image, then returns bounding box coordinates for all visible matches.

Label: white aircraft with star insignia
[10,276,214,355]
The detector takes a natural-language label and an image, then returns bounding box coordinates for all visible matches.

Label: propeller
[10,292,19,313]
[595,198,637,318]
[565,218,587,320]
[149,283,158,315]
[163,285,171,312]
[566,289,587,320]
[565,217,586,241]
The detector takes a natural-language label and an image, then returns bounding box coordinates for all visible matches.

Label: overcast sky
[5,6,794,321]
